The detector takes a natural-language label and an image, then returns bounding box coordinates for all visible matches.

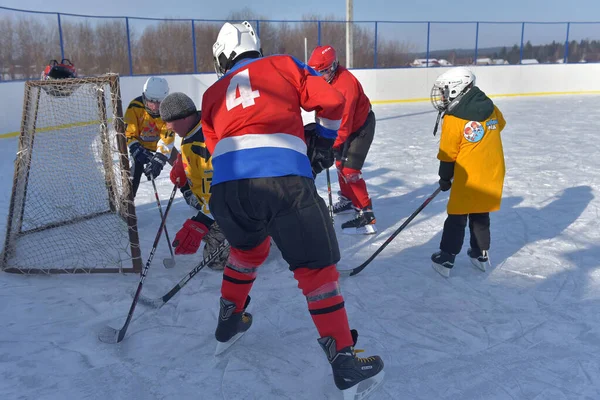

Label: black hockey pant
[440,213,490,255]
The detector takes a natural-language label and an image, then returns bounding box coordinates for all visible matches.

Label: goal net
[1,74,142,274]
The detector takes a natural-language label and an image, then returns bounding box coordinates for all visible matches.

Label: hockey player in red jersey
[201,21,384,399]
[309,45,377,235]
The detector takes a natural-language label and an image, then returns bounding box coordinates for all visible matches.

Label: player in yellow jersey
[158,92,229,270]
[125,77,177,197]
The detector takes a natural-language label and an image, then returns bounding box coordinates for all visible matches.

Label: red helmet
[308,45,338,83]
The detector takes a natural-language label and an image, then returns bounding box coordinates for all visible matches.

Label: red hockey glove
[170,154,187,188]
[173,219,209,255]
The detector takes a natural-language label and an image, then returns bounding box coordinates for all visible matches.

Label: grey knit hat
[159,92,197,122]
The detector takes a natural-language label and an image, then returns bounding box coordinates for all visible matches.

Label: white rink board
[2,63,600,137]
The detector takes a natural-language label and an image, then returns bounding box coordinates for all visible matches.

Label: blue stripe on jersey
[222,57,262,78]
[288,55,321,76]
[212,147,313,185]
[316,124,338,140]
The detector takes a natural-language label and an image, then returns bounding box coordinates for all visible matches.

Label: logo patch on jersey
[463,121,484,143]
[140,121,159,141]
[486,119,498,130]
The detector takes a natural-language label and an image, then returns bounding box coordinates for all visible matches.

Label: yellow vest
[437,105,506,214]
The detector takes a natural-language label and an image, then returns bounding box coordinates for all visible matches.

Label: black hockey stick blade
[98,184,179,344]
[338,187,442,277]
[97,325,120,344]
[137,240,230,309]
[163,257,176,269]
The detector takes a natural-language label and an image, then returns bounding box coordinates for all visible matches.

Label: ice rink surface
[1,94,600,400]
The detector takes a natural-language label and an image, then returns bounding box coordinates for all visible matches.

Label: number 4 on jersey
[226,69,260,111]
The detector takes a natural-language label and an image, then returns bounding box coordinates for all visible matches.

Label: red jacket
[330,66,371,148]
[201,55,345,185]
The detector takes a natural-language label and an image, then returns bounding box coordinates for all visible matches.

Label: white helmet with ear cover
[431,67,476,111]
[212,21,262,77]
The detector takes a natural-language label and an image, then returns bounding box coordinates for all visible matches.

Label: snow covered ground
[1,94,600,400]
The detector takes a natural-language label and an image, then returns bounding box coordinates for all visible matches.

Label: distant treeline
[0,8,598,80]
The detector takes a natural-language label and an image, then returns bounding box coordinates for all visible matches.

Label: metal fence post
[125,17,133,76]
[474,22,479,65]
[564,22,570,63]
[191,20,197,73]
[255,20,260,37]
[374,22,378,68]
[318,21,321,46]
[426,22,431,67]
[519,22,525,64]
[57,13,65,60]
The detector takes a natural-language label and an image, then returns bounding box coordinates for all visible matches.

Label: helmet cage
[430,83,450,111]
[142,94,161,118]
[318,59,339,83]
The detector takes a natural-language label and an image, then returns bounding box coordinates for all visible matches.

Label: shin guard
[294,265,353,350]
[221,237,270,312]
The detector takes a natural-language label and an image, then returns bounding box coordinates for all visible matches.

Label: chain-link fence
[1,6,599,81]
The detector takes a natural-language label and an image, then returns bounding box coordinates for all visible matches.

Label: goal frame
[1,74,142,274]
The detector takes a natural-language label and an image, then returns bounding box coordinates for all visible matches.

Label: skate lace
[354,348,376,363]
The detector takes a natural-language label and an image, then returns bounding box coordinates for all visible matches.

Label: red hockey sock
[338,166,371,209]
[293,265,353,350]
[221,237,270,312]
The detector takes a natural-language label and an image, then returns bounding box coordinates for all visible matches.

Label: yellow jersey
[124,96,175,156]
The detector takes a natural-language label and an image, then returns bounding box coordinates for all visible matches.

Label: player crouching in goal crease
[429,67,506,278]
[157,92,230,271]
[125,77,179,198]
[199,21,384,400]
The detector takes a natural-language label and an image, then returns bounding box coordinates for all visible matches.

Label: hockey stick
[98,183,178,344]
[137,240,230,309]
[339,187,442,277]
[150,176,176,268]
[325,168,334,222]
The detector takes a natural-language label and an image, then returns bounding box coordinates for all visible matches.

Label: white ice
[1,94,600,400]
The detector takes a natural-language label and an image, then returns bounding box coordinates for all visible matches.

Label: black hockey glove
[305,123,335,177]
[438,161,455,192]
[180,183,203,211]
[129,142,152,165]
[439,178,452,192]
[144,152,168,179]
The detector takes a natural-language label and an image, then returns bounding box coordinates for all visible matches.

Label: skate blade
[342,224,377,235]
[334,209,358,215]
[163,258,176,269]
[469,257,488,272]
[98,326,120,344]
[432,262,450,278]
[342,370,385,400]
[214,331,246,356]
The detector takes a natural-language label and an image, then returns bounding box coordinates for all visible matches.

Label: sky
[1,0,600,22]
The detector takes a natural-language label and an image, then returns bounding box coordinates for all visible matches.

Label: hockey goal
[1,74,142,274]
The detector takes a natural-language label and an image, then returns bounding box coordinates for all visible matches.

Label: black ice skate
[341,207,377,235]
[333,192,359,215]
[318,330,384,400]
[467,248,490,272]
[214,296,252,355]
[431,250,455,278]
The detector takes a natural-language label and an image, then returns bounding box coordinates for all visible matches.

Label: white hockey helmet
[431,67,476,111]
[212,21,262,77]
[142,76,169,117]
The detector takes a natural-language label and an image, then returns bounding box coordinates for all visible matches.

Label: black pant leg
[344,110,375,171]
[468,213,491,251]
[131,159,145,198]
[440,214,468,255]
